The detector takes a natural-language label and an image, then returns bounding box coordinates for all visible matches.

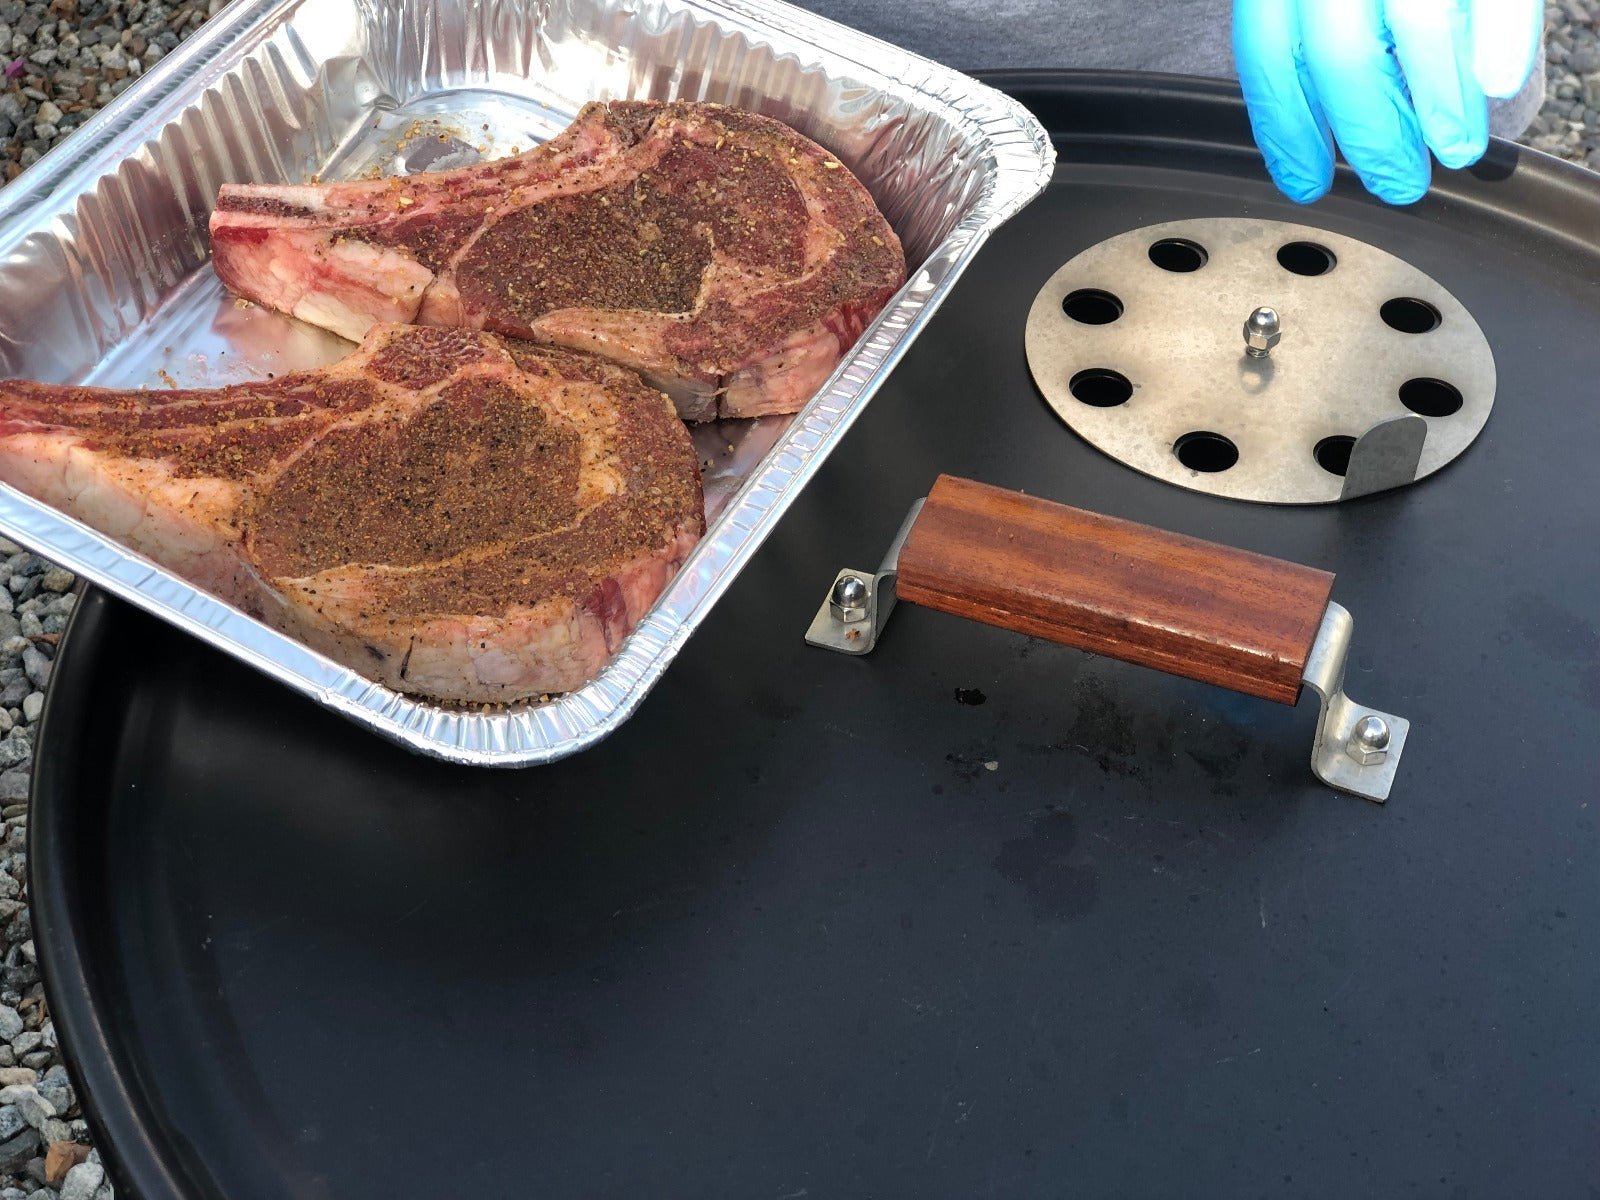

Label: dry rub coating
[0,326,705,702]
[210,101,907,421]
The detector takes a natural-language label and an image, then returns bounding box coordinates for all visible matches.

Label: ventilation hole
[1174,431,1239,473]
[1277,241,1337,277]
[1148,238,1208,273]
[1062,289,1124,325]
[1069,368,1133,407]
[1314,435,1356,477]
[1380,297,1442,334]
[1400,378,1464,417]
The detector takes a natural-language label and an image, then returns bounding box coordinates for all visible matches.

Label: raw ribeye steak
[0,326,704,703]
[209,101,907,421]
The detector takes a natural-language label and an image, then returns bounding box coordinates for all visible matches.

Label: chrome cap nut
[830,574,870,623]
[1243,306,1282,358]
[1345,714,1391,766]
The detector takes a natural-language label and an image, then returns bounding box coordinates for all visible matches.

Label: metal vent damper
[1024,218,1496,503]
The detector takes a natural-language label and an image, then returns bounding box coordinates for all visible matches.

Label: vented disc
[1024,218,1497,504]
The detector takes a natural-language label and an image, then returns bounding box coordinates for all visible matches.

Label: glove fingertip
[1477,68,1531,101]
[1371,178,1430,206]
[1279,174,1332,205]
[1434,142,1487,171]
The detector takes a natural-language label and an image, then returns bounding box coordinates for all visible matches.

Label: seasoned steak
[209,101,907,421]
[0,327,704,703]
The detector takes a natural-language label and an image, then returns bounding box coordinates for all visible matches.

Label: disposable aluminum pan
[0,0,1053,764]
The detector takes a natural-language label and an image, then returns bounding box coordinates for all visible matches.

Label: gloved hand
[1232,0,1544,205]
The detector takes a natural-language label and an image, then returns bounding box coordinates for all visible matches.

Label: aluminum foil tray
[0,0,1053,765]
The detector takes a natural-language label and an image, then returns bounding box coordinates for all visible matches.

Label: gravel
[0,0,1587,1196]
[1533,0,1600,167]
[0,7,241,1190]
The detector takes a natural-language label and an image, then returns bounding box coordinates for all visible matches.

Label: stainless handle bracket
[1301,601,1409,803]
[804,500,923,656]
[805,509,1410,803]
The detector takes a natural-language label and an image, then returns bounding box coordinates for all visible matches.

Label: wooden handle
[896,476,1334,705]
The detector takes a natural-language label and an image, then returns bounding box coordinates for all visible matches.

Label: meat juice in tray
[0,0,1054,763]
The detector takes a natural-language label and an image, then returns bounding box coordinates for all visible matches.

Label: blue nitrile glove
[1233,0,1543,205]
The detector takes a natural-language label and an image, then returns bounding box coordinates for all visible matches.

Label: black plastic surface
[31,74,1600,1199]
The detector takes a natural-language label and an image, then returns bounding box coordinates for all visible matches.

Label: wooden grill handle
[895,476,1335,706]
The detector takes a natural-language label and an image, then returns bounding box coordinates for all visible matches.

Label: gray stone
[0,1068,34,1088]
[20,648,47,690]
[61,1162,105,1200]
[0,771,26,804]
[17,1054,49,1072]
[0,1104,23,1140]
[38,1117,69,1146]
[0,679,26,709]
[14,613,37,639]
[0,1006,20,1042]
[0,1085,52,1130]
[10,1032,42,1057]
[1571,47,1600,72]
[18,694,38,724]
[0,1127,38,1172]
[36,569,70,595]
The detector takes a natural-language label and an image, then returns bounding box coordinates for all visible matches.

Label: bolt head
[1345,714,1391,766]
[1244,306,1282,356]
[830,574,870,623]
